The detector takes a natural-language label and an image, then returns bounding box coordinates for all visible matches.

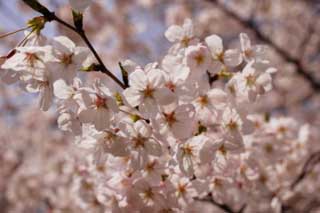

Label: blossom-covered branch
[206,0,320,91]
[0,1,319,212]
[22,0,126,89]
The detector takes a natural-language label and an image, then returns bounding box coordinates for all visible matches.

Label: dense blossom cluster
[1,1,320,212]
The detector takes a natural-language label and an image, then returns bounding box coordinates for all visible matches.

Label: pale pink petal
[147,69,165,88]
[240,33,251,52]
[53,79,74,99]
[129,69,147,90]
[153,87,176,106]
[123,88,143,107]
[164,25,184,42]
[224,49,243,67]
[39,85,53,111]
[205,34,223,57]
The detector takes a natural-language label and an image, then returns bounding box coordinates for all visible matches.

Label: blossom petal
[224,49,243,67]
[164,25,184,42]
[205,34,223,56]
[129,69,147,90]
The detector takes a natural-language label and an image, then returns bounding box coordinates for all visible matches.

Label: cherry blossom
[123,67,175,118]
[1,2,318,212]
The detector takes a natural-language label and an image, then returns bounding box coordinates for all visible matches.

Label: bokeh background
[0,0,320,212]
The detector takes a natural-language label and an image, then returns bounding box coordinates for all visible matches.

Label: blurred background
[0,0,320,212]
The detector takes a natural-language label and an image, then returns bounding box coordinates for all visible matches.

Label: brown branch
[194,193,246,213]
[299,23,316,58]
[194,194,235,213]
[290,151,320,189]
[205,0,320,91]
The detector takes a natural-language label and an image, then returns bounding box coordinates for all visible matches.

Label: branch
[22,0,126,89]
[194,193,245,213]
[205,0,320,91]
[290,151,320,189]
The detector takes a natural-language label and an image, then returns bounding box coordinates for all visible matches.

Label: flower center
[194,54,204,65]
[216,52,224,63]
[164,112,177,127]
[181,36,191,47]
[212,178,223,188]
[244,49,254,58]
[24,52,39,67]
[165,81,176,92]
[246,74,256,87]
[143,84,155,98]
[177,183,187,196]
[133,135,146,148]
[218,145,227,155]
[61,53,73,66]
[143,187,154,199]
[226,119,238,131]
[182,144,194,156]
[95,95,107,108]
[197,95,209,107]
[277,126,287,134]
[145,160,156,172]
[227,84,236,95]
[264,144,273,153]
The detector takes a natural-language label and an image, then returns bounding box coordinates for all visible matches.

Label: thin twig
[205,0,320,91]
[290,151,320,189]
[194,193,237,213]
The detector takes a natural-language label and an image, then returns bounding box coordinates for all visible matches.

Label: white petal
[252,45,268,59]
[140,98,158,118]
[52,36,75,54]
[181,155,194,177]
[134,120,152,137]
[121,59,139,74]
[208,88,228,107]
[208,61,224,74]
[53,79,74,99]
[147,69,165,88]
[94,108,110,131]
[183,18,194,37]
[39,85,53,111]
[266,67,277,74]
[0,70,20,84]
[78,108,94,123]
[240,33,251,52]
[205,34,223,56]
[164,25,184,42]
[123,88,143,107]
[224,49,243,67]
[257,72,272,91]
[106,97,119,113]
[145,140,162,156]
[154,88,176,106]
[129,69,147,90]
[74,46,90,66]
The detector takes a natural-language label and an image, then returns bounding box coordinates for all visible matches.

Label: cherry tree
[0,0,320,212]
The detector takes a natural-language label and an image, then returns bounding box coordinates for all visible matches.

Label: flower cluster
[1,13,317,212]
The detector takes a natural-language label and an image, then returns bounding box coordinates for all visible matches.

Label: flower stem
[0,26,31,39]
